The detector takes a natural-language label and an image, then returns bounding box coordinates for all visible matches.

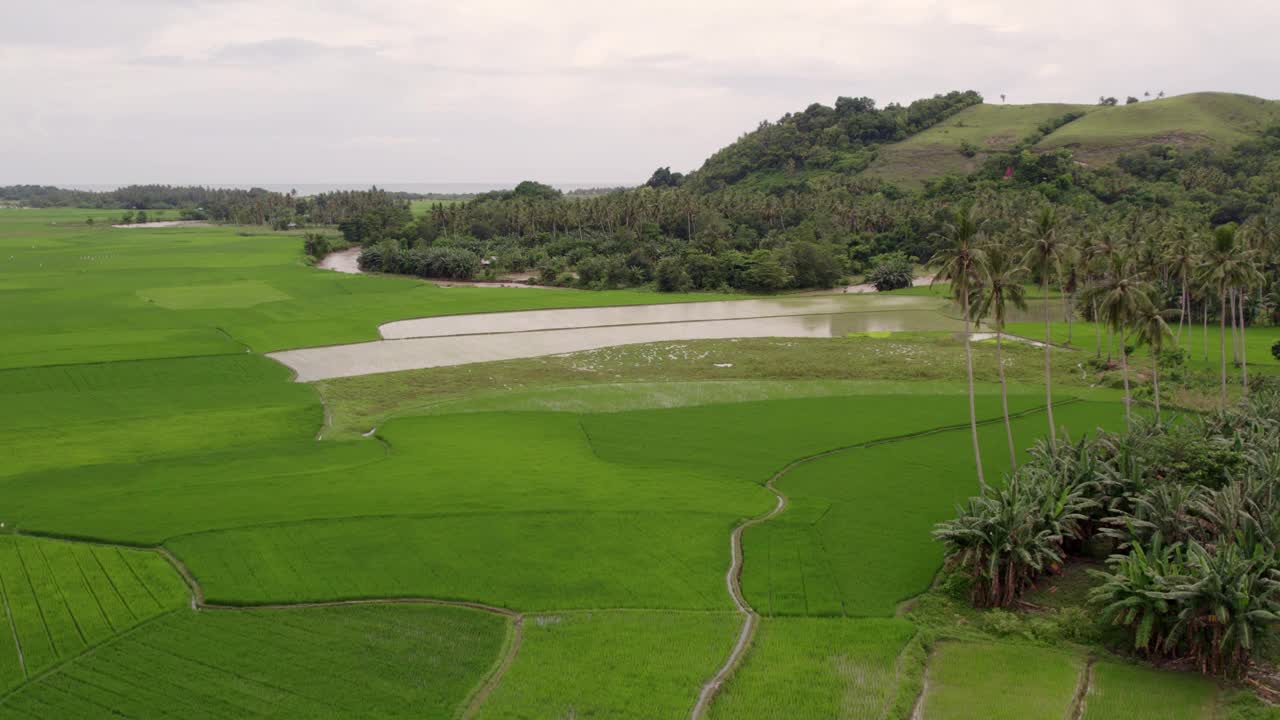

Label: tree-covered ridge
[686,90,983,190]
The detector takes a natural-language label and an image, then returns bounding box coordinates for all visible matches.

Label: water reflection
[274,295,970,381]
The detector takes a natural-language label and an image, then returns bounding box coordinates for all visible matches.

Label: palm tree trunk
[1093,300,1102,357]
[996,330,1016,470]
[1230,288,1241,366]
[1152,352,1161,422]
[1065,293,1074,344]
[962,291,987,495]
[1121,323,1132,427]
[1042,282,1056,448]
[1203,302,1209,362]
[1239,288,1249,395]
[1177,278,1187,344]
[1220,289,1228,408]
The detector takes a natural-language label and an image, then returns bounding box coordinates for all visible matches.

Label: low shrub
[865,251,915,292]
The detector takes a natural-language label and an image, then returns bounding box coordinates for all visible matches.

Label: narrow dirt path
[155,547,523,719]
[909,647,935,720]
[689,400,1080,719]
[689,478,785,719]
[1068,658,1096,720]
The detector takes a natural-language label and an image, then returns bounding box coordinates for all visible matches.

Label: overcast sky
[2,0,1277,186]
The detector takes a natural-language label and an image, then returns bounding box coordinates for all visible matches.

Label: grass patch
[864,103,1092,186]
[0,354,320,477]
[0,604,505,718]
[707,617,916,719]
[315,334,1110,439]
[921,641,1082,720]
[1038,92,1280,163]
[1023,561,1105,610]
[478,610,739,719]
[1083,661,1218,720]
[138,280,293,309]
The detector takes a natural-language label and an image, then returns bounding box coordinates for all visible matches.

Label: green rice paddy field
[0,207,1264,717]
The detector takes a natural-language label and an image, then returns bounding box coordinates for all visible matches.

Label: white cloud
[1,0,1277,185]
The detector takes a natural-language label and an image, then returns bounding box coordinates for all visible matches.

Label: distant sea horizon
[51,182,634,196]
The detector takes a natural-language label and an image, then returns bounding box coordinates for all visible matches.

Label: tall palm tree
[1235,261,1264,395]
[931,203,989,494]
[1161,221,1199,345]
[1082,227,1116,359]
[973,239,1029,469]
[1023,207,1067,448]
[1085,252,1151,427]
[1196,225,1254,407]
[1132,296,1174,421]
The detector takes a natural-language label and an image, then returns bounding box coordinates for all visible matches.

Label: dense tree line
[0,184,420,229]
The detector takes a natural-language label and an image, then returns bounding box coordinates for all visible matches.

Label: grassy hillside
[692,91,1277,191]
[1036,91,1280,164]
[864,103,1093,187]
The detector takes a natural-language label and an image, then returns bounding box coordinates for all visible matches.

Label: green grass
[865,103,1093,186]
[315,333,1102,439]
[1083,661,1218,720]
[0,536,188,691]
[410,198,463,216]
[1005,318,1280,372]
[921,642,1083,720]
[0,208,746,369]
[707,617,916,719]
[742,400,1123,616]
[0,354,320,478]
[1038,92,1280,163]
[0,604,506,719]
[478,610,739,719]
[1023,561,1104,610]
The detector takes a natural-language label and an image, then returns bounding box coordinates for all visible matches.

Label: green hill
[687,91,1278,191]
[1035,91,1280,164]
[863,103,1093,187]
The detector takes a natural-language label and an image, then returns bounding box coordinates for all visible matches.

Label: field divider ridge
[0,608,180,706]
[154,547,525,719]
[0,567,27,680]
[689,397,1083,719]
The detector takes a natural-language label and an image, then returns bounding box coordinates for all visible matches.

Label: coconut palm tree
[931,203,989,494]
[1161,221,1200,345]
[1085,252,1151,426]
[1197,226,1255,406]
[1132,296,1174,420]
[1059,243,1081,345]
[1081,226,1117,359]
[973,239,1029,469]
[1023,207,1067,448]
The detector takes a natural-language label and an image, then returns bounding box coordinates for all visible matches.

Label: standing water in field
[269,294,965,380]
[316,247,363,274]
